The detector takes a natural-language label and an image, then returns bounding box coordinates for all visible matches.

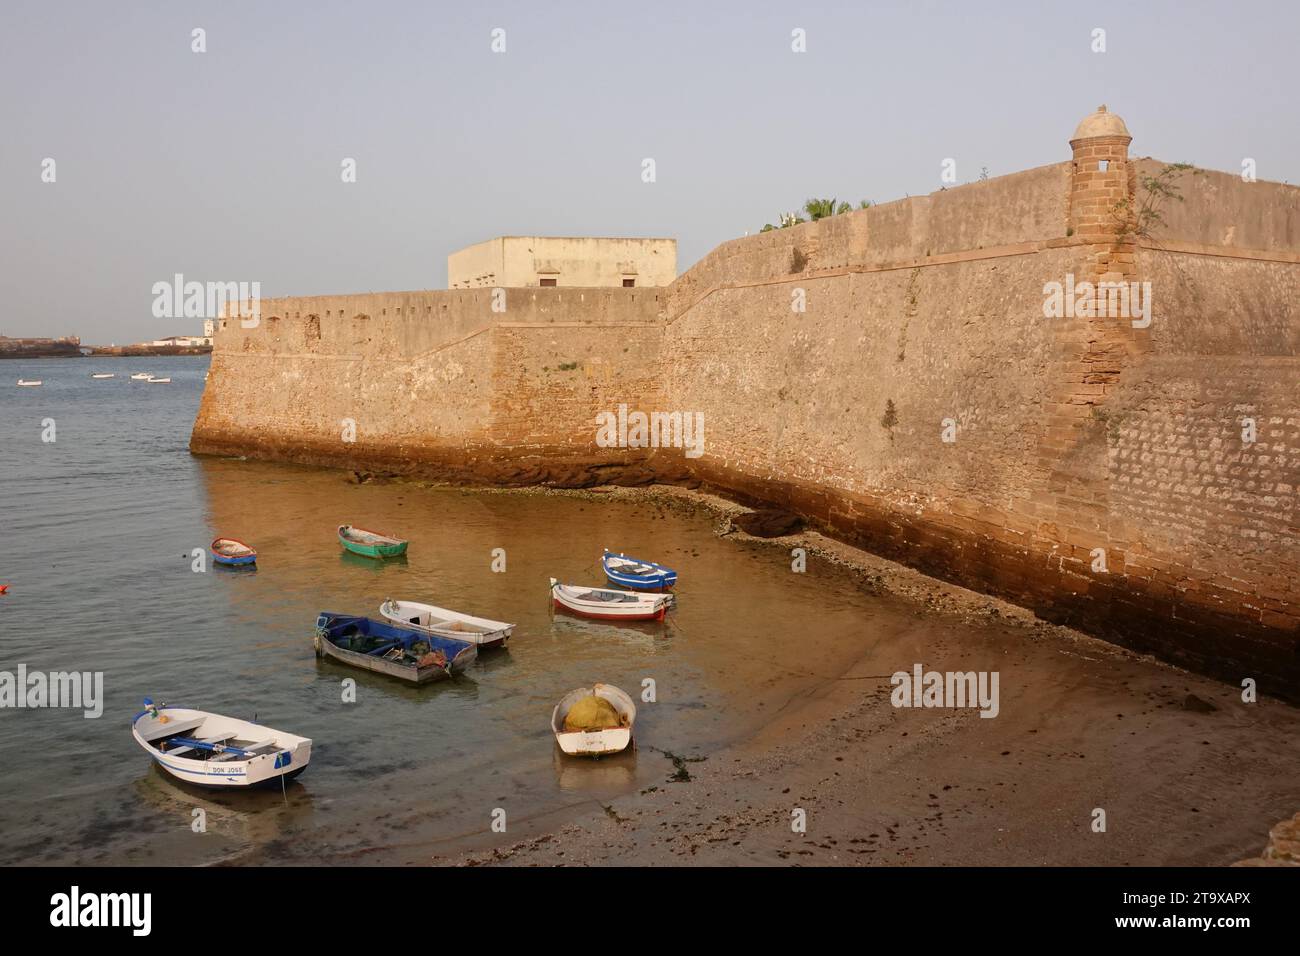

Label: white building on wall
[448,236,677,289]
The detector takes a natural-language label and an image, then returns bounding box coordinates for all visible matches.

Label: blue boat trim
[601,550,679,591]
[165,736,255,757]
[211,538,258,566]
[147,752,247,778]
[213,552,257,566]
[315,612,476,660]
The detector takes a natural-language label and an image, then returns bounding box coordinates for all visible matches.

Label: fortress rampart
[191,109,1300,697]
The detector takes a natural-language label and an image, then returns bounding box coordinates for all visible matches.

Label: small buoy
[0,585,8,595]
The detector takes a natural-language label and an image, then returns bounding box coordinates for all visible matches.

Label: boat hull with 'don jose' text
[131,700,311,789]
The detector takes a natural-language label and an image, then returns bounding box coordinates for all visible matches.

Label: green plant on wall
[761,197,870,232]
[1111,162,1200,241]
[803,198,840,221]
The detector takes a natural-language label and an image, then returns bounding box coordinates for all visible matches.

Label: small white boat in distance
[132,699,311,788]
[91,372,115,379]
[550,578,671,621]
[379,598,514,648]
[147,376,172,384]
[552,684,636,757]
[16,379,42,387]
[130,372,151,380]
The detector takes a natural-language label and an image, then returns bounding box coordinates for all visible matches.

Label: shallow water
[0,355,904,865]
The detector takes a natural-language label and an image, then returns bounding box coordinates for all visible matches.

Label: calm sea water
[0,355,897,865]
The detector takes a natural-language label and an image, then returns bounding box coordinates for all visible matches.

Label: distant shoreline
[0,347,212,359]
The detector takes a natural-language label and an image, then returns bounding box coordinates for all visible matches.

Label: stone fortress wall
[192,108,1300,697]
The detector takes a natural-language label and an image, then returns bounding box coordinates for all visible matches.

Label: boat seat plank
[581,591,637,603]
[140,717,206,742]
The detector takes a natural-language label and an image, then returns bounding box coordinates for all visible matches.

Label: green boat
[338,524,409,559]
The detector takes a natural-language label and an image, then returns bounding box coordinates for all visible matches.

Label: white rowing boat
[552,684,636,756]
[147,376,172,384]
[131,699,311,789]
[91,372,115,379]
[550,578,671,621]
[16,379,42,387]
[379,598,513,648]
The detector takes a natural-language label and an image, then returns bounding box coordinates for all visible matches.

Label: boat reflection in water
[130,759,317,865]
[339,549,408,572]
[552,746,637,794]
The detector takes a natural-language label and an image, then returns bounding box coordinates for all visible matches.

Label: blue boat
[313,612,477,683]
[601,549,678,591]
[211,537,257,567]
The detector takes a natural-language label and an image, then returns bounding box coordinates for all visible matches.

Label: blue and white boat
[211,537,257,567]
[601,549,678,591]
[131,699,311,789]
[314,612,477,683]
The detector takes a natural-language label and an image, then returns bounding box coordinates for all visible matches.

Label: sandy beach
[424,486,1300,867]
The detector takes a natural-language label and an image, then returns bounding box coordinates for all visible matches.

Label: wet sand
[428,486,1300,867]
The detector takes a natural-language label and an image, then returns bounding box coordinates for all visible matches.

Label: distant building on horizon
[448,236,676,290]
[151,334,211,348]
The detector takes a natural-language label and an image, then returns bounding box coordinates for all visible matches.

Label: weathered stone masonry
[192,109,1300,698]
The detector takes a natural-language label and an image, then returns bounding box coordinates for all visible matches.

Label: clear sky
[1,0,1295,343]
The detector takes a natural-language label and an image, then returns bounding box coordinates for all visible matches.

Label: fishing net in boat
[563,694,623,732]
[416,649,448,669]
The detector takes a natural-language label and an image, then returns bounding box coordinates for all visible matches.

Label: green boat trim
[338,524,410,559]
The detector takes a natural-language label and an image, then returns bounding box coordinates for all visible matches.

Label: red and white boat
[549,578,671,621]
